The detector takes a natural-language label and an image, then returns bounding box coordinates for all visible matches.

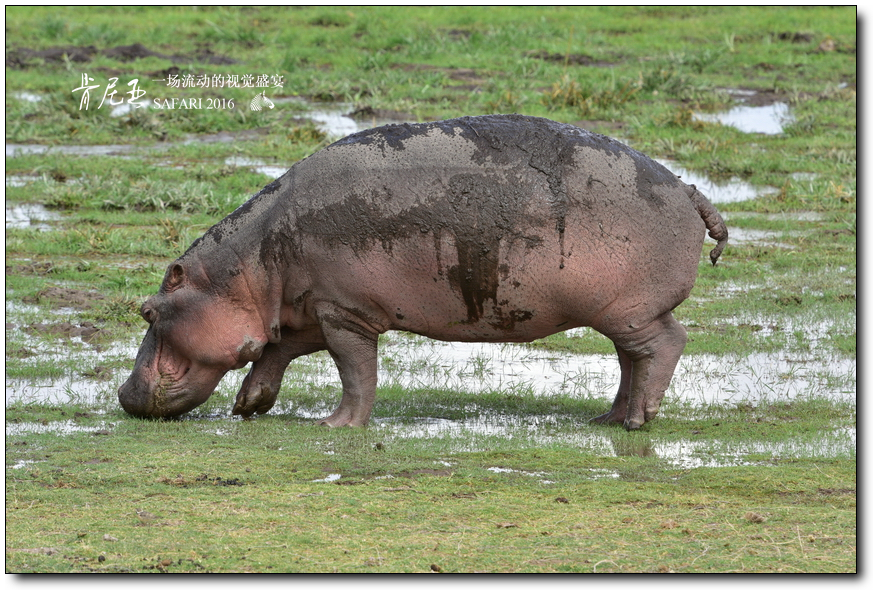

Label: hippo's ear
[162,263,186,292]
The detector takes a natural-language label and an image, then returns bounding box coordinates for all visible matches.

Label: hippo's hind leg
[232,327,326,417]
[597,312,687,430]
[590,345,632,426]
[315,306,380,427]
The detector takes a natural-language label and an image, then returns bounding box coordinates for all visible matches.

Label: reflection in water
[656,159,777,204]
[610,436,656,458]
[5,203,62,230]
[694,102,793,135]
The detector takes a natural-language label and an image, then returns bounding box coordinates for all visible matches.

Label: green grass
[5,5,856,573]
[5,402,856,573]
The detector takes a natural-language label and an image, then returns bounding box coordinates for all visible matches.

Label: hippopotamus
[118,114,727,430]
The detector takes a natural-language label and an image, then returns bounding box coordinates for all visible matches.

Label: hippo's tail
[688,185,728,266]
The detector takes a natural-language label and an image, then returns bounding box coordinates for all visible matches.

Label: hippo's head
[118,259,276,418]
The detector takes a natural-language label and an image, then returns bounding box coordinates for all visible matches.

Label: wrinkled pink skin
[118,115,727,430]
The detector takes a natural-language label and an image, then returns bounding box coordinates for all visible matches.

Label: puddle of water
[727,211,825,223]
[5,315,139,407]
[487,466,553,484]
[223,156,287,180]
[9,459,40,470]
[307,108,362,138]
[308,106,413,138]
[672,352,855,407]
[725,227,797,248]
[694,102,794,135]
[790,172,819,182]
[7,325,853,410]
[656,159,778,204]
[6,174,44,187]
[273,97,414,138]
[5,143,140,158]
[378,338,619,399]
[311,473,342,483]
[371,413,854,469]
[5,203,63,230]
[5,419,114,437]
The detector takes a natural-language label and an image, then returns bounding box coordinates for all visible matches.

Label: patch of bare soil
[23,321,102,343]
[6,262,55,276]
[572,119,630,134]
[392,63,489,89]
[188,127,271,144]
[730,89,791,107]
[22,287,105,309]
[524,50,619,67]
[347,105,417,122]
[6,43,238,69]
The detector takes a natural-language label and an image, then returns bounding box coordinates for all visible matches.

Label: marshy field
[4,6,856,573]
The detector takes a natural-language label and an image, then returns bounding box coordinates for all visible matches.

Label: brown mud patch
[392,63,489,89]
[347,106,418,122]
[22,321,103,343]
[6,42,238,69]
[572,119,629,134]
[22,287,105,309]
[723,89,790,107]
[6,262,56,276]
[524,50,619,67]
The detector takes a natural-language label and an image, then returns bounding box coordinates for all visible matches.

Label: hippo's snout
[118,371,160,418]
[118,351,226,418]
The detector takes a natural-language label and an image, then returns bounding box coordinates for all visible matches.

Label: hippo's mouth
[119,362,227,418]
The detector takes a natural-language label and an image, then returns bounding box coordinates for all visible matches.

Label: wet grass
[5,5,856,573]
[5,402,856,573]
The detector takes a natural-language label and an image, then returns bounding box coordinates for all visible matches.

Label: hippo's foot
[589,410,625,426]
[232,382,278,418]
[590,411,644,431]
[316,408,369,428]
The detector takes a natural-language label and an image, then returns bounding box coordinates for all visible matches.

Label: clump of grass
[487,89,526,113]
[541,75,638,117]
[40,172,240,215]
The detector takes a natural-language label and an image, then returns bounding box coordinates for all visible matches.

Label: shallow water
[5,143,142,158]
[6,325,855,469]
[694,102,793,135]
[223,156,288,179]
[5,203,62,230]
[656,159,778,204]
[371,415,855,469]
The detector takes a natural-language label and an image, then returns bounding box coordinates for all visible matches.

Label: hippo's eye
[141,306,155,324]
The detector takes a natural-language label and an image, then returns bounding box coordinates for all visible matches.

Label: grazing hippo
[118,114,727,430]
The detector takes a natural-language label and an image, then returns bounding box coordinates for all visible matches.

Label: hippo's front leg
[315,305,380,427]
[233,327,326,417]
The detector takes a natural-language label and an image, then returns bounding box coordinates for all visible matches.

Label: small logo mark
[249,91,275,111]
